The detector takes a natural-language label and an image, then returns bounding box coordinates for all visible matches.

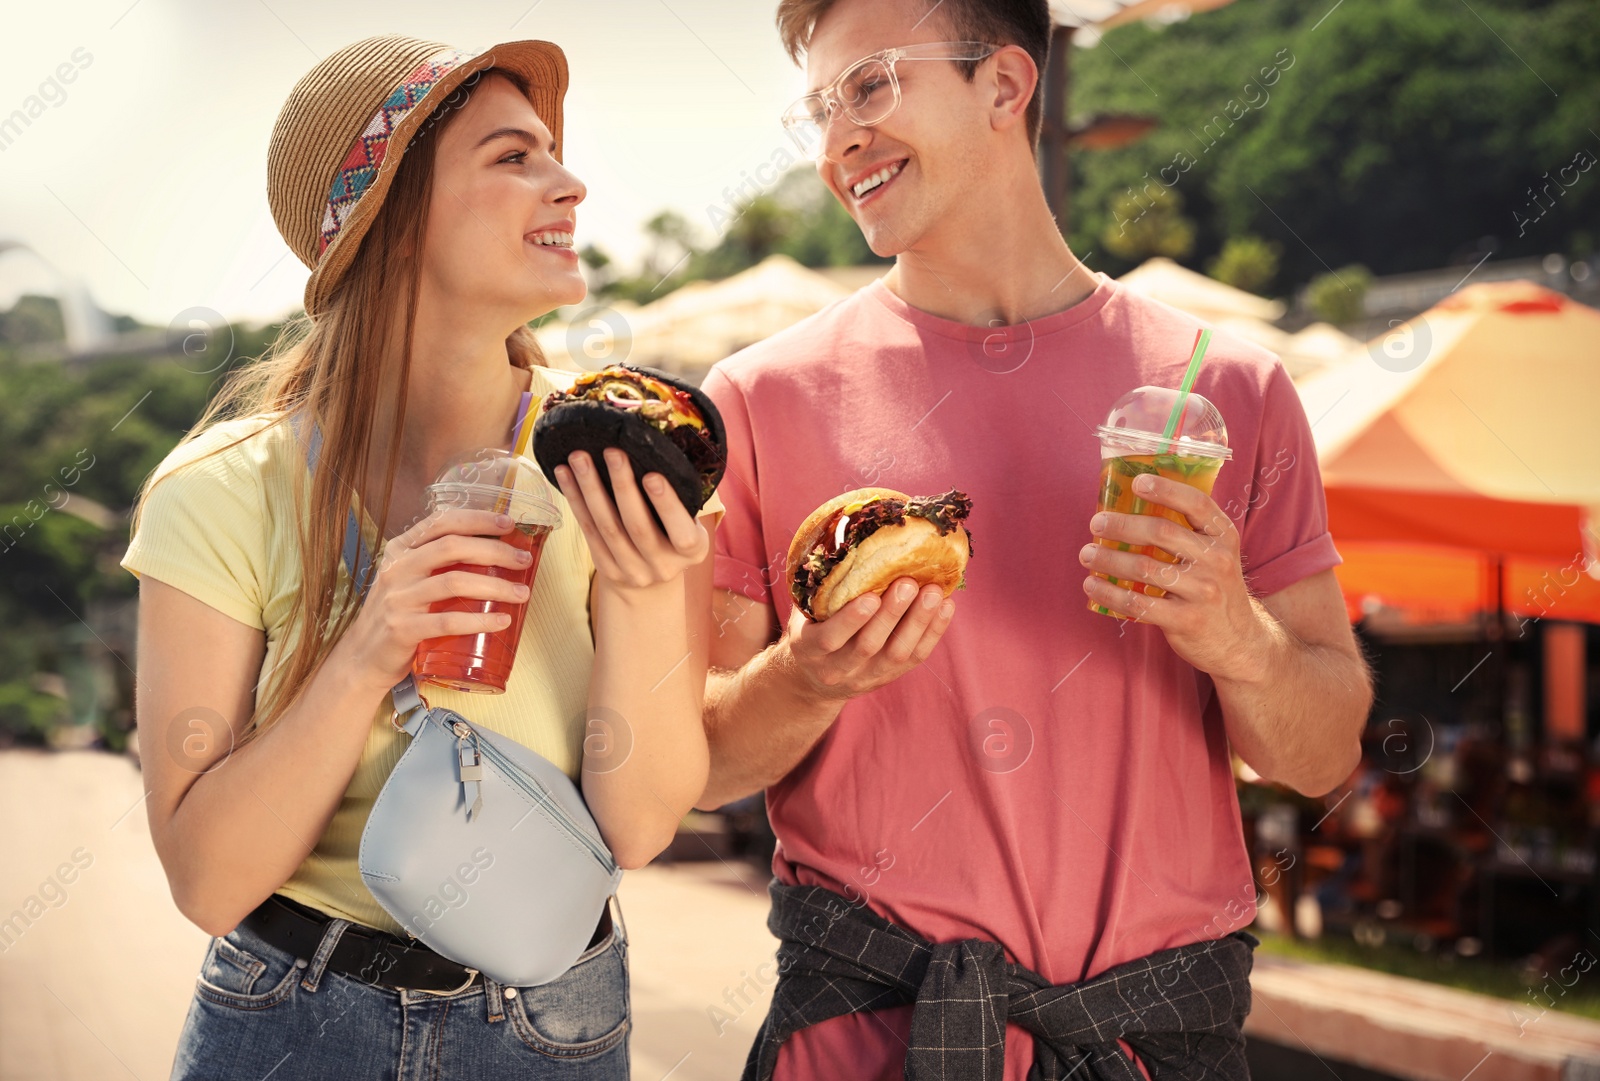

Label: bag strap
[391,672,432,735]
[287,388,535,717]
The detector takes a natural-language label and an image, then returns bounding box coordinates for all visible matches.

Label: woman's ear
[989,45,1038,136]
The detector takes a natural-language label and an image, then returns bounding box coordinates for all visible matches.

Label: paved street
[0,750,779,1081]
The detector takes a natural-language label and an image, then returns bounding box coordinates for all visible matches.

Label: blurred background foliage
[1064,0,1599,285]
[583,167,889,305]
[0,315,278,746]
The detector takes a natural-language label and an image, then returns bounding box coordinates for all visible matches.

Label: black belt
[240,893,612,994]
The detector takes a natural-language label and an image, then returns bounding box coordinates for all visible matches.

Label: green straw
[1161,328,1213,450]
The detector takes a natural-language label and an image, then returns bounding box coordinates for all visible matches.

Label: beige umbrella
[539,255,850,382]
[1048,0,1234,30]
[1118,257,1287,323]
[1115,258,1362,377]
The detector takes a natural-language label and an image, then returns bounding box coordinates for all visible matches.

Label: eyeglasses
[780,41,1001,159]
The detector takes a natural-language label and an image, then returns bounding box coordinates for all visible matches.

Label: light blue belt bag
[292,400,623,987]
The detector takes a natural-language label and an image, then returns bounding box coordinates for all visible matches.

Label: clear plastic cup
[1089,385,1232,617]
[412,449,563,693]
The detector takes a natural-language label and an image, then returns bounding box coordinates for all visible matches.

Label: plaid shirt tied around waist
[743,881,1258,1081]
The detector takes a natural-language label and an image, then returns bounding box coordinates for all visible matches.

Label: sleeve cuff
[120,556,266,631]
[1244,531,1342,598]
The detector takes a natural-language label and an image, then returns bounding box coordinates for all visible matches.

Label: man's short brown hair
[775,0,1053,147]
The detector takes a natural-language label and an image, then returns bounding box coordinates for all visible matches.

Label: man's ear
[988,45,1038,136]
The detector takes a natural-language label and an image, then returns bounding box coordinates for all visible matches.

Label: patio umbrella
[538,255,850,383]
[1117,257,1359,378]
[1119,256,1287,323]
[1296,280,1600,623]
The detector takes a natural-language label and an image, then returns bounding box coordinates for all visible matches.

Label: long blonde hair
[130,68,545,744]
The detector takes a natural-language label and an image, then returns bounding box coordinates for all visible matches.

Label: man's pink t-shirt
[701,274,1339,1079]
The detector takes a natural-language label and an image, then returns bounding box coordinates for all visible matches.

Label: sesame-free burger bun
[786,487,972,621]
[785,487,905,574]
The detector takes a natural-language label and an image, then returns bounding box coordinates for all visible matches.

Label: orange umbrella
[1296,281,1600,623]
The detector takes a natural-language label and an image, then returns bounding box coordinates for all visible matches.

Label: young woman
[121,35,715,1080]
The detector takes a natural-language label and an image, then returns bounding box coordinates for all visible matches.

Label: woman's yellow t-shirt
[120,364,723,935]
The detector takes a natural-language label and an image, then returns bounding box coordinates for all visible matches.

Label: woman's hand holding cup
[337,508,534,691]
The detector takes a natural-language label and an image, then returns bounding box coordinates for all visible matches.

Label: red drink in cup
[412,449,562,693]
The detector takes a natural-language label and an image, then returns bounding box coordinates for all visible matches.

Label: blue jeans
[169,907,630,1080]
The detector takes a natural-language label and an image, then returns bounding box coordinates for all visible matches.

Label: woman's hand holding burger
[533,364,724,591]
[553,447,709,591]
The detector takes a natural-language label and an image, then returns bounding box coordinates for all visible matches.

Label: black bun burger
[531,364,727,525]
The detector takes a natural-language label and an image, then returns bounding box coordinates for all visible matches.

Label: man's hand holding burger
[697,487,972,809]
[781,486,970,699]
[780,575,956,701]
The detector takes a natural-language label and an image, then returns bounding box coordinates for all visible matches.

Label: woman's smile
[525,224,578,260]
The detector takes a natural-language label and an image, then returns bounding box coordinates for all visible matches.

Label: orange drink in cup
[1089,383,1231,616]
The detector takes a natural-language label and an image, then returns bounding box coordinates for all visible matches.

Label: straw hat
[268,35,568,317]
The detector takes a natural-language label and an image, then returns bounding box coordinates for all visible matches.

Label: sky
[0,0,820,328]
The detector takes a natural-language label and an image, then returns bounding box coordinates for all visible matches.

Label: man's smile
[844,158,908,204]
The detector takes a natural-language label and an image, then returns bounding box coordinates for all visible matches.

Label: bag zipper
[452,723,484,822]
[449,717,617,874]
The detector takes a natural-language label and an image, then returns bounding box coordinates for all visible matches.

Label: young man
[698,1,1373,1077]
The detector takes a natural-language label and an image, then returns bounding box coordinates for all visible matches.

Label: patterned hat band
[317,47,475,258]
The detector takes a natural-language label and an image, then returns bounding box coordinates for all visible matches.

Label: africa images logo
[0,48,93,153]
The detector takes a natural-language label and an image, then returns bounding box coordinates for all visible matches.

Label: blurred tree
[1305,264,1374,325]
[641,210,697,278]
[590,169,887,304]
[0,295,66,345]
[0,681,66,744]
[0,319,271,745]
[1208,235,1282,294]
[1102,187,1197,261]
[693,195,791,281]
[577,243,618,299]
[1066,0,1600,284]
[776,174,881,267]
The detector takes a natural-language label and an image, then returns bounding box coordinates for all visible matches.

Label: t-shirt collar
[862,271,1118,342]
